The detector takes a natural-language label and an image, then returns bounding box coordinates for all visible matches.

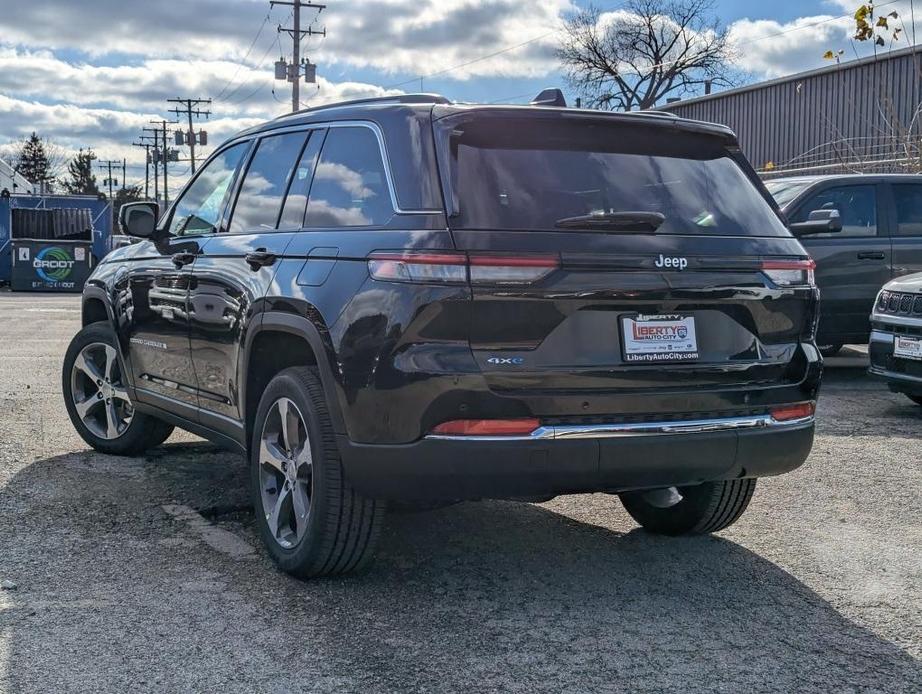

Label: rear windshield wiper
[554,211,665,232]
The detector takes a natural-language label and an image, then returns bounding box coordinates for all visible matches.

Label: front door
[793,183,890,344]
[121,141,250,417]
[113,236,203,410]
[189,129,321,424]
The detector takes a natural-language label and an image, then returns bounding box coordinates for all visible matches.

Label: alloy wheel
[258,397,314,549]
[70,342,134,440]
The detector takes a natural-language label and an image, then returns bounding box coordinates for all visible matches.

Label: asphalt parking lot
[0,291,920,693]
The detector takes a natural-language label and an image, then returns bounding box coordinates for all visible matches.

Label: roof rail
[277,93,452,119]
[632,110,679,119]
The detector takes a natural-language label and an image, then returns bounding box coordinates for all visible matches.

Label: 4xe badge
[487,356,524,366]
[654,254,688,270]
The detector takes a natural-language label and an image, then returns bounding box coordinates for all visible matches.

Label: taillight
[367,252,467,284]
[761,259,816,287]
[770,402,815,422]
[367,252,559,285]
[469,255,559,285]
[429,418,542,437]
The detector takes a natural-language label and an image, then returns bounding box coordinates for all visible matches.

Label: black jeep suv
[63,94,821,577]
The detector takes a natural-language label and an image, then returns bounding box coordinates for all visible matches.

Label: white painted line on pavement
[162,504,256,561]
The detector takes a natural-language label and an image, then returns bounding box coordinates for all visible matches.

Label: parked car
[868,273,922,404]
[764,174,922,356]
[62,93,820,578]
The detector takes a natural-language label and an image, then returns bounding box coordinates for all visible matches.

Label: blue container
[0,194,113,288]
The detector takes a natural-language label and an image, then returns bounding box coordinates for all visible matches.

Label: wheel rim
[258,397,313,550]
[70,342,134,440]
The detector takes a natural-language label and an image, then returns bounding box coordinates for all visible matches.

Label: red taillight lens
[761,259,816,287]
[430,418,542,436]
[770,402,815,422]
[368,252,559,285]
[469,254,559,285]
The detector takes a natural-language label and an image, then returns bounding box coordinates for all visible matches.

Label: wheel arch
[242,311,346,451]
[81,286,113,327]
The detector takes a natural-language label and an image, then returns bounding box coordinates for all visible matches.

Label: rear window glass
[446,118,788,237]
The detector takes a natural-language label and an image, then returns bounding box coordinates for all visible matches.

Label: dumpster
[10,238,94,292]
[0,193,112,291]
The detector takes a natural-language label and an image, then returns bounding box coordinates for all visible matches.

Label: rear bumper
[338,414,815,501]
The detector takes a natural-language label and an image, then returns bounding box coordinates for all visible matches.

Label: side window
[893,184,922,236]
[304,127,393,227]
[228,131,308,234]
[278,130,325,230]
[168,143,247,236]
[791,185,877,238]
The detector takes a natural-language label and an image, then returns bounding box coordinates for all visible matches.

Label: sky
[0,0,919,196]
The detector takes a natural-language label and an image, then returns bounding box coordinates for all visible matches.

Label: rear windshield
[445,117,789,237]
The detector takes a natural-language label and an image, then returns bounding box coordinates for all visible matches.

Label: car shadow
[1,443,920,692]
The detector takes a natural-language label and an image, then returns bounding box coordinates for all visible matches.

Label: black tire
[906,394,922,406]
[63,321,174,455]
[251,366,385,578]
[619,479,757,536]
[818,343,844,358]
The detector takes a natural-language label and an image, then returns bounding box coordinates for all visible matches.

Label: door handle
[171,251,198,268]
[245,249,277,271]
[857,251,885,260]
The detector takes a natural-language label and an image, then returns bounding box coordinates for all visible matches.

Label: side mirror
[118,201,160,238]
[789,208,844,236]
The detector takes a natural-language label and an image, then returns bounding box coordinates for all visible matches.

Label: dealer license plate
[621,314,699,363]
[894,335,922,361]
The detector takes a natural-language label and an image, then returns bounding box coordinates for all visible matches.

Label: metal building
[659,45,922,177]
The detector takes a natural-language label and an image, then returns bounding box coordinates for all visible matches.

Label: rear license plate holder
[621,314,699,363]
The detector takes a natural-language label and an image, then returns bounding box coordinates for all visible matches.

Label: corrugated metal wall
[660,46,922,175]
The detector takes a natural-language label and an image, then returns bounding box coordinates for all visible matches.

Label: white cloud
[0,46,404,192]
[729,2,920,80]
[0,0,572,79]
[0,0,574,194]
[316,0,571,78]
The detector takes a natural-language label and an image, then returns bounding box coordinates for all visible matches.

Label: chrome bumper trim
[425,414,814,442]
[871,313,922,329]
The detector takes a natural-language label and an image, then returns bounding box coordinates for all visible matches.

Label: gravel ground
[0,291,919,693]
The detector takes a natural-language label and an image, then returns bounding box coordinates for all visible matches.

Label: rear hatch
[433,108,818,416]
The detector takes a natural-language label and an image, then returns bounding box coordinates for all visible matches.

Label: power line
[383,30,557,91]
[214,12,273,100]
[218,17,290,104]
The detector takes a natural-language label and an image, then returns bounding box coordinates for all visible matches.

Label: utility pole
[133,140,153,199]
[272,0,326,112]
[149,119,178,205]
[141,128,161,203]
[167,97,211,175]
[97,159,121,199]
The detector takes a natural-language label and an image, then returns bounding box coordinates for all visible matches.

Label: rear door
[438,112,816,416]
[886,181,922,281]
[189,129,319,424]
[789,183,889,344]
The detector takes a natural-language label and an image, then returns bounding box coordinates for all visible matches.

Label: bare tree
[558,0,734,111]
